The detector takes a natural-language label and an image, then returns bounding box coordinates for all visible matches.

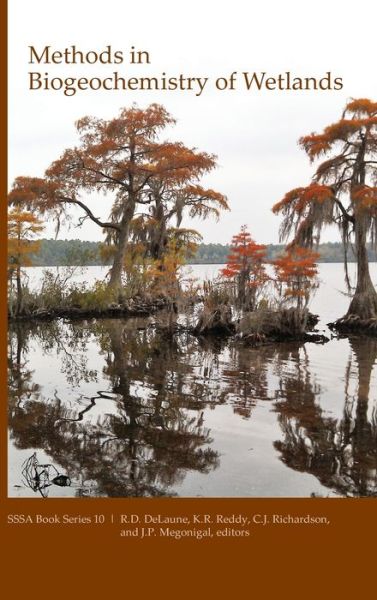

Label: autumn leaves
[221,98,377,323]
[8,104,229,301]
[220,225,319,311]
[273,98,377,322]
[8,98,377,328]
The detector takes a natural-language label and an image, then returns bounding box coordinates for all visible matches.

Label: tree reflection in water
[8,322,40,411]
[8,319,377,497]
[8,320,221,497]
[223,343,273,418]
[273,339,377,497]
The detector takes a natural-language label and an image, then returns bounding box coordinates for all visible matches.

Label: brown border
[1,0,8,503]
[1,2,375,595]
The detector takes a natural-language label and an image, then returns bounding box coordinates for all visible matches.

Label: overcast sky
[8,0,376,244]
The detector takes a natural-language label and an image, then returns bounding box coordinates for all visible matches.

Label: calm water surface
[8,264,377,497]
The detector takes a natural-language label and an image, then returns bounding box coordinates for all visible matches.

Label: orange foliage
[221,226,267,280]
[352,186,377,209]
[346,98,377,116]
[273,246,319,306]
[8,177,63,213]
[8,209,44,268]
[273,98,377,319]
[183,185,229,218]
[272,183,334,214]
[299,98,377,161]
[147,240,185,299]
[273,98,377,249]
[221,226,268,308]
[8,105,227,293]
[45,104,218,194]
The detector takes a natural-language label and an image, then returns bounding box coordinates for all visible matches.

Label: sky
[8,0,377,244]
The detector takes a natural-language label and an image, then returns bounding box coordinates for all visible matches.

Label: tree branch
[83,165,128,189]
[58,196,121,231]
[333,196,355,225]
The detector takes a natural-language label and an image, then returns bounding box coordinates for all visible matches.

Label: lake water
[8,264,377,497]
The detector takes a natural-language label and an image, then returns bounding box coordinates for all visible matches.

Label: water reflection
[8,319,377,497]
[274,337,377,496]
[8,320,220,497]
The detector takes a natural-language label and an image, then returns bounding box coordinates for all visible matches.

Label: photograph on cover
[8,0,376,498]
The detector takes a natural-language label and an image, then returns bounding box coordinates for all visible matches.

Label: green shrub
[66,281,118,310]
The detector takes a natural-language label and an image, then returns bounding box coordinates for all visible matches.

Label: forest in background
[29,239,377,266]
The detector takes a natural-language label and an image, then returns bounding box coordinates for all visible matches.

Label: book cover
[2,0,376,594]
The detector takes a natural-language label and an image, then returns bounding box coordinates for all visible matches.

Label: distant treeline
[30,239,377,266]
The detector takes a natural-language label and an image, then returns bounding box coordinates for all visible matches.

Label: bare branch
[58,196,121,231]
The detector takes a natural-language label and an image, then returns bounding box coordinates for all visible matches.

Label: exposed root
[8,298,170,322]
[328,314,377,336]
[193,304,235,336]
[346,290,377,321]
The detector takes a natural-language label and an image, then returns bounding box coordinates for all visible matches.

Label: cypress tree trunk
[347,215,377,319]
[346,138,377,320]
[108,201,136,294]
[347,337,377,496]
[108,224,129,292]
[16,265,23,315]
